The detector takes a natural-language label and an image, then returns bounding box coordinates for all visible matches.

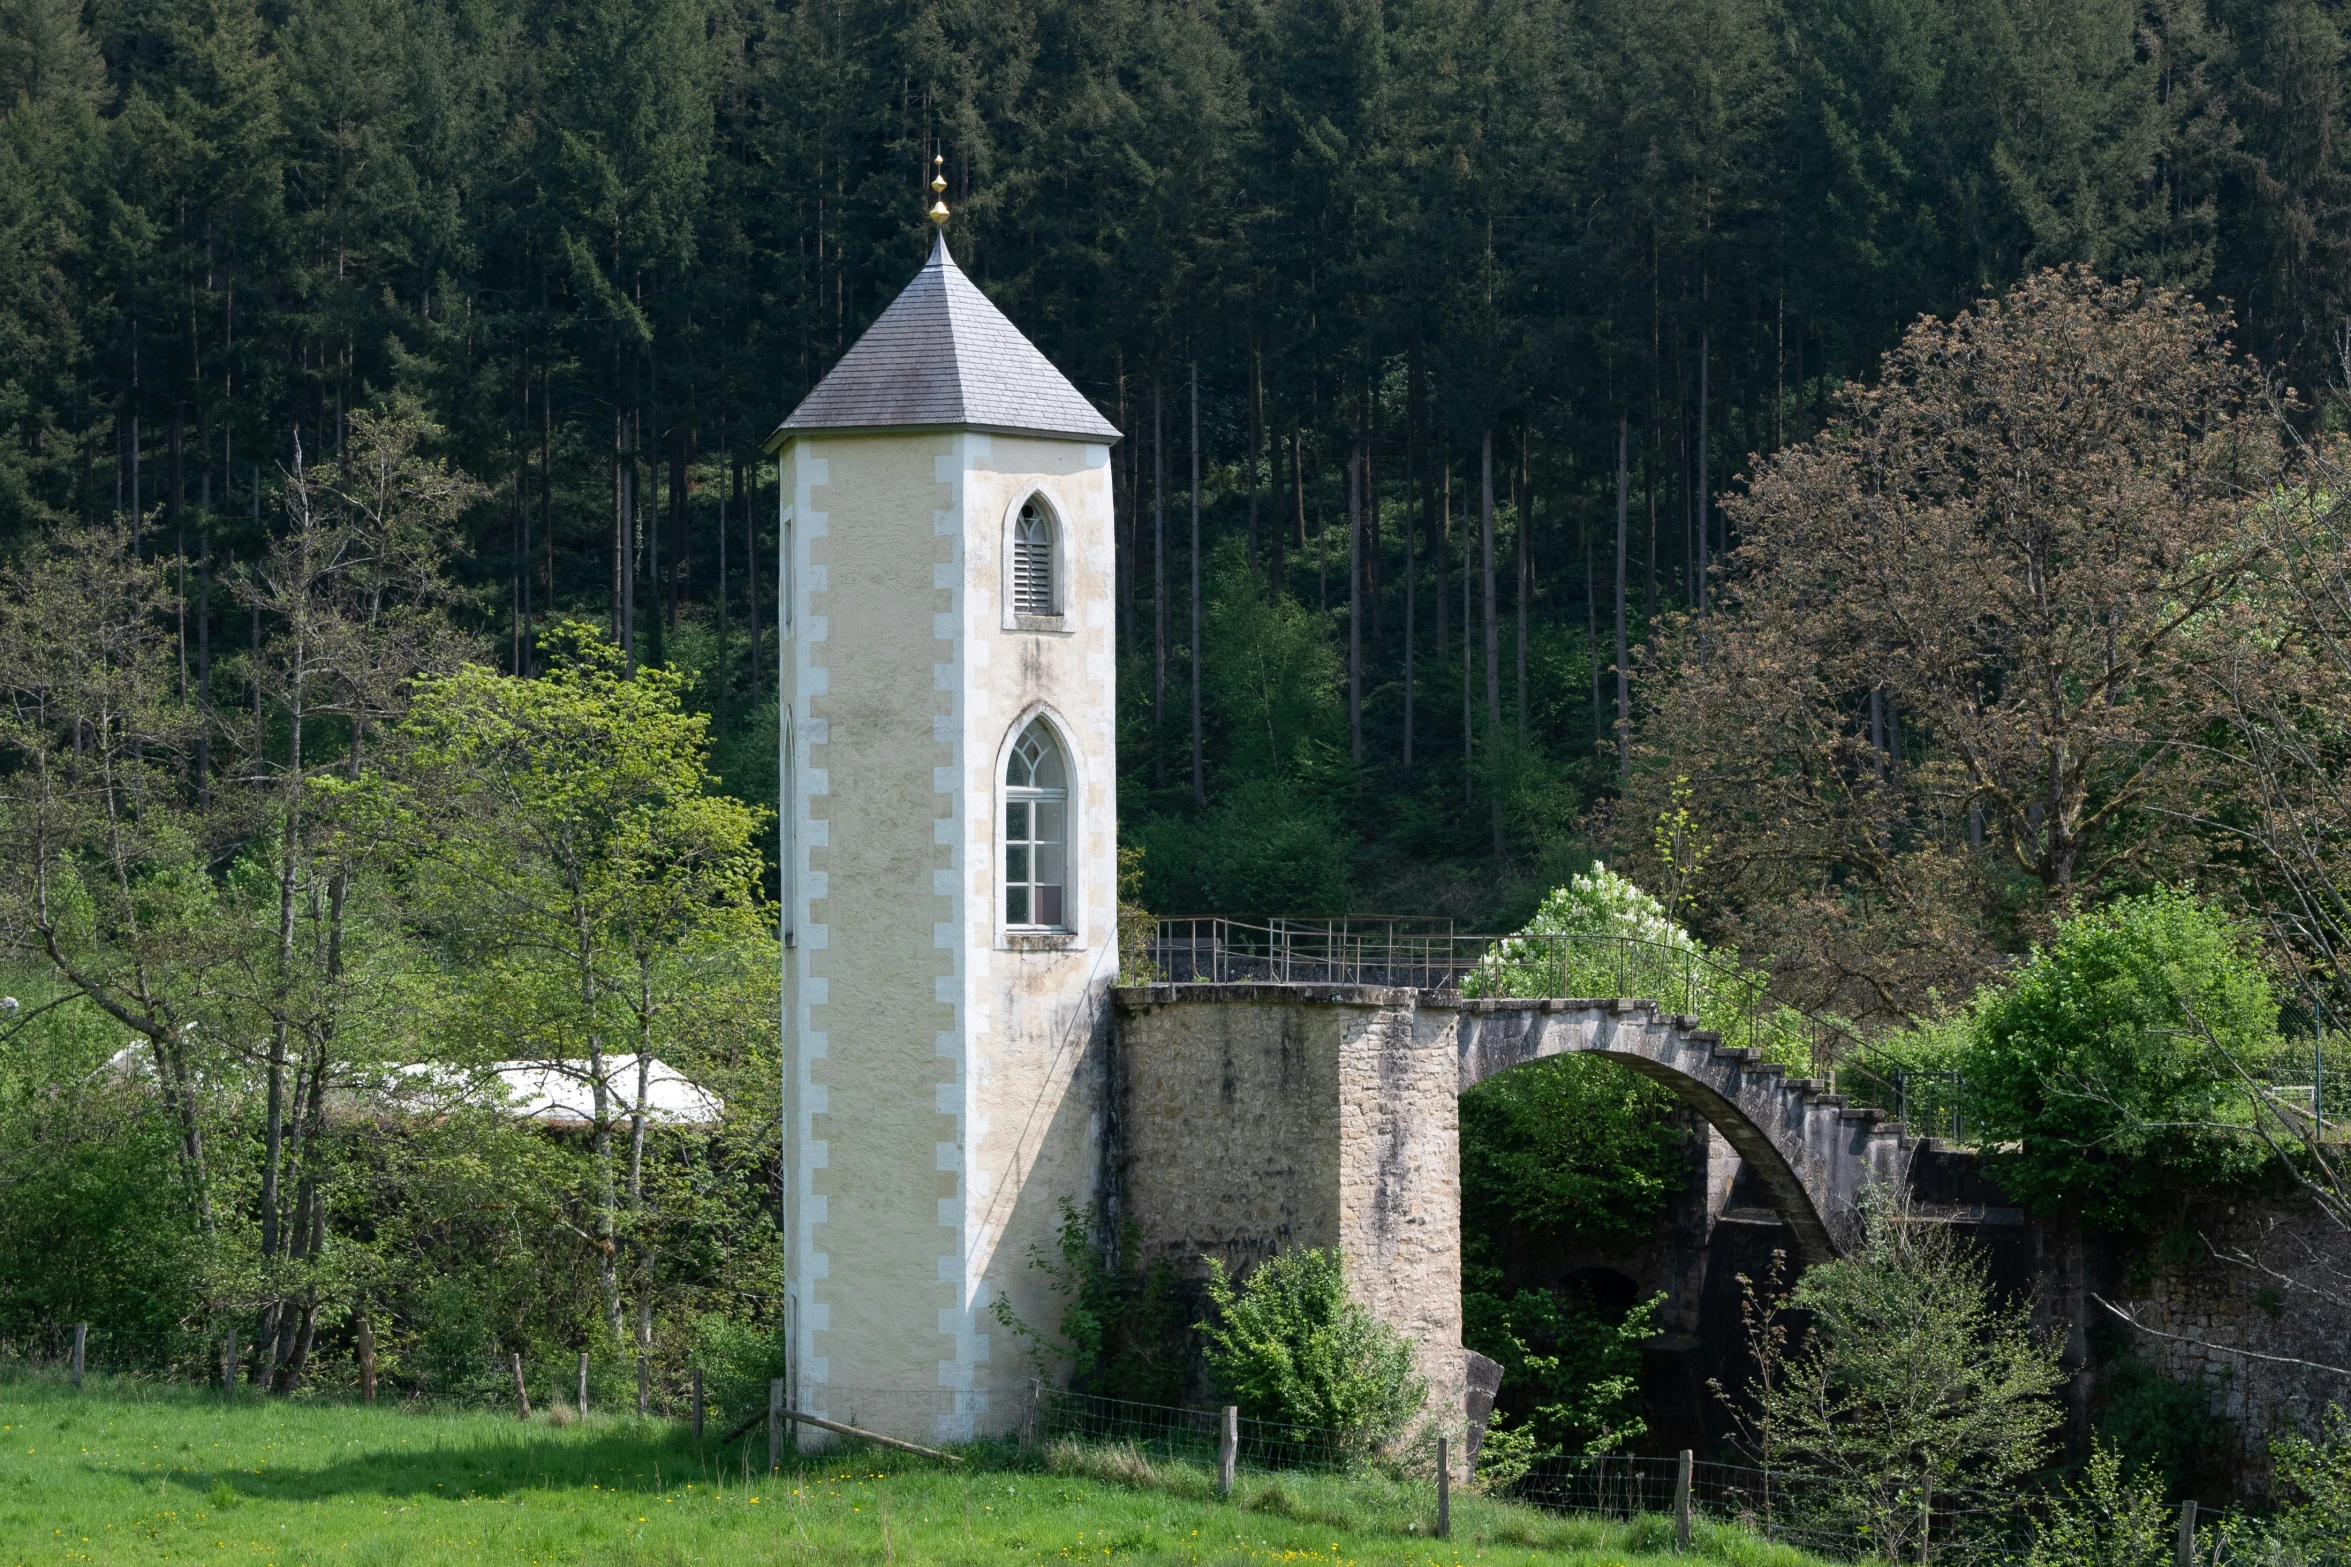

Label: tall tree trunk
[1403,401,1416,770]
[1248,343,1263,576]
[580,916,624,1343]
[542,366,554,663]
[1190,363,1204,808]
[130,332,141,557]
[516,363,530,675]
[628,969,655,1351]
[721,453,734,677]
[646,433,661,662]
[1365,385,1380,644]
[747,457,762,695]
[669,425,690,630]
[1453,464,1468,801]
[1644,425,1658,628]
[1348,437,1362,764]
[1482,432,1502,859]
[1615,418,1630,783]
[1697,289,1711,628]
[1115,353,1132,635]
[1518,436,1530,749]
[197,499,211,806]
[1153,378,1166,742]
[612,411,626,651]
[623,409,639,673]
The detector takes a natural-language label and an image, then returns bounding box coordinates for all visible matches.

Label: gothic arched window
[1004,719,1068,928]
[1012,500,1056,616]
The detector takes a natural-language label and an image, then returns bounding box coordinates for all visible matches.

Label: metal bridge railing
[1146,917,1866,1078]
[1147,918,2351,1149]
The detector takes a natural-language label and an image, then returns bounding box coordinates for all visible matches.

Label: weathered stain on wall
[1111,983,1467,1423]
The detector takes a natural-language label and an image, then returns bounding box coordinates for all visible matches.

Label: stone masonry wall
[2107,1199,2350,1491]
[1111,984,1466,1425]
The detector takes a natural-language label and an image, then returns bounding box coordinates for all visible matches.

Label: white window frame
[999,486,1071,633]
[994,708,1081,947]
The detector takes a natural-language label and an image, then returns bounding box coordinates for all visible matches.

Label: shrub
[1962,890,2272,1235]
[992,1199,1188,1406]
[1135,777,1353,917]
[1462,1278,1659,1455]
[1199,1248,1423,1454]
[2026,1442,2172,1567]
[1738,1212,2066,1562]
[2094,1359,2225,1501]
[689,1314,787,1427]
[2270,1404,2351,1565]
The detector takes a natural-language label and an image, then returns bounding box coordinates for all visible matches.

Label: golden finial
[928,153,949,227]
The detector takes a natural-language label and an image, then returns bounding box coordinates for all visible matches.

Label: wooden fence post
[1218,1406,1237,1497]
[70,1324,86,1389]
[220,1332,236,1400]
[2176,1501,2199,1567]
[511,1353,531,1420]
[576,1352,589,1417]
[1675,1449,1693,1551]
[356,1313,376,1404]
[637,1356,648,1417]
[1020,1379,1039,1455]
[1436,1436,1450,1539]
[692,1368,705,1439]
[767,1378,785,1474]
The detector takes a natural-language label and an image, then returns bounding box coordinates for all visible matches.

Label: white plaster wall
[779,428,1116,1447]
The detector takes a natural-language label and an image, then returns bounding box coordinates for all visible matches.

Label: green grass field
[0,1376,1838,1566]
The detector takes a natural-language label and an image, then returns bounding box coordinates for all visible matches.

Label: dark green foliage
[1962,891,2273,1234]
[690,1314,791,1428]
[1457,1052,1682,1458]
[1199,1248,1423,1449]
[0,994,200,1335]
[1463,1279,1659,1456]
[1134,777,1353,918]
[2093,1359,2227,1502]
[992,1200,1189,1408]
[9,0,2351,933]
[1460,1056,1685,1252]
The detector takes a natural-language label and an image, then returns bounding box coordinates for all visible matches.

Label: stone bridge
[1456,996,1909,1262]
[1109,982,1924,1413]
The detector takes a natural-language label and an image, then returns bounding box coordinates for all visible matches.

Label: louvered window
[1013,501,1055,615]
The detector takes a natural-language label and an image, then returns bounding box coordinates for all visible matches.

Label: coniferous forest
[11,0,2351,919]
[11,0,2351,1496]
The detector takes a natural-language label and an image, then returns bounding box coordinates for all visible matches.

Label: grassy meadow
[0,1376,1841,1566]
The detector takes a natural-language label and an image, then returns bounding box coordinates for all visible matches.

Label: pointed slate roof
[770,233,1121,446]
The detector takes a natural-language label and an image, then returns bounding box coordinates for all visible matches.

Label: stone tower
[764,229,1121,1444]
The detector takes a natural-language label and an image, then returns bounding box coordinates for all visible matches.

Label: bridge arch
[1455,997,1909,1261]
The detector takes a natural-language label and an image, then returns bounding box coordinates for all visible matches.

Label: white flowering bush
[1465,863,1819,1068]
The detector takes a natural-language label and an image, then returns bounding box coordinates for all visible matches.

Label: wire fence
[2,1347,2323,1563]
[1033,1386,1369,1473]
[0,1323,753,1424]
[1026,1389,2318,1565]
[1512,1452,2027,1562]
